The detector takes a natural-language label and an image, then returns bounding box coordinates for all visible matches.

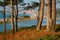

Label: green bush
[55,25,60,32]
[35,35,60,40]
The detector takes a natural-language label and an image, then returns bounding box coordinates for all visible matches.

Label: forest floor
[0,24,60,40]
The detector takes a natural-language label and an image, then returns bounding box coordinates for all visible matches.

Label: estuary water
[0,13,60,32]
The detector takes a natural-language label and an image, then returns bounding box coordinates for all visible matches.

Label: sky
[0,0,39,2]
[0,0,60,11]
[24,0,39,3]
[24,0,60,8]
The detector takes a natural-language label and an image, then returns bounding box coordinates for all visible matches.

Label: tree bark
[4,0,6,34]
[15,0,18,32]
[37,0,44,30]
[10,0,15,34]
[52,0,56,31]
[50,0,53,31]
[46,0,51,31]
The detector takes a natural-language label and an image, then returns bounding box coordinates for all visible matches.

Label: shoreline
[0,16,37,23]
[0,24,60,33]
[0,17,60,23]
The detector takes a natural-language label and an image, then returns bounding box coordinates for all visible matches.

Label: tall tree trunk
[46,0,51,31]
[37,0,44,30]
[4,0,6,34]
[10,0,15,34]
[50,0,53,31]
[16,0,18,32]
[52,0,56,31]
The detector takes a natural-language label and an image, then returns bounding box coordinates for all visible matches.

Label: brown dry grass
[0,24,60,40]
[0,30,60,40]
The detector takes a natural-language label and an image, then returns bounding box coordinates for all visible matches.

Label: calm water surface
[0,14,60,32]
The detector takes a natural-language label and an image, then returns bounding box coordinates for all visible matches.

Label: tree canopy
[0,0,24,6]
[24,2,39,10]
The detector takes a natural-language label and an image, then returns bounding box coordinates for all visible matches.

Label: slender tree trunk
[4,0,6,34]
[37,0,44,30]
[46,0,51,31]
[10,0,15,34]
[16,0,18,32]
[3,1,6,40]
[52,0,56,31]
[50,0,53,31]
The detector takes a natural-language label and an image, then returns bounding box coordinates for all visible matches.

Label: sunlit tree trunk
[46,0,51,31]
[4,0,6,34]
[10,0,15,34]
[16,0,18,32]
[37,0,44,30]
[52,0,56,31]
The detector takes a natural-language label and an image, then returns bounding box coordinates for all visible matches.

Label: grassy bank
[0,24,60,40]
[0,24,60,33]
